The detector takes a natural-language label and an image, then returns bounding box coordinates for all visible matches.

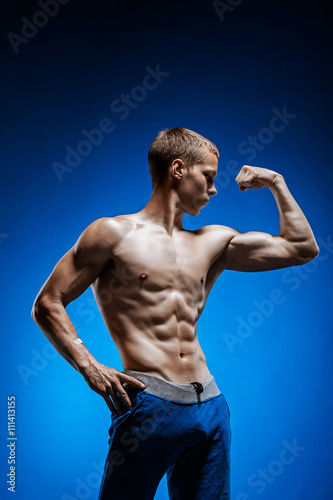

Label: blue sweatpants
[98,371,231,500]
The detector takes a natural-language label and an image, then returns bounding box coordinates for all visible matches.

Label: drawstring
[190,382,204,402]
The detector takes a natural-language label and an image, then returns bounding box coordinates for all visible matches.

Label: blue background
[1,1,332,499]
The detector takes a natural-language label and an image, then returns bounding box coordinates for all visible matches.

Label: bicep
[225,230,301,272]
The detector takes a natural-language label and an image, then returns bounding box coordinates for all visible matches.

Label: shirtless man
[32,128,319,500]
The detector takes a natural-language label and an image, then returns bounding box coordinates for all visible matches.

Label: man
[32,128,319,500]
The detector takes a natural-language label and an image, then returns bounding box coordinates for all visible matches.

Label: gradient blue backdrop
[1,1,332,499]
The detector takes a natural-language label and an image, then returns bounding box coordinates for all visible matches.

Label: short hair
[148,127,220,187]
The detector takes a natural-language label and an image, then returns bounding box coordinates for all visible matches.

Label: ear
[171,158,184,180]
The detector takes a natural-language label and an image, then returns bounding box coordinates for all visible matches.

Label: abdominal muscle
[120,326,211,384]
[92,286,212,384]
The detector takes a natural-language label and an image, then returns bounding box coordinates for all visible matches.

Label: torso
[91,214,232,383]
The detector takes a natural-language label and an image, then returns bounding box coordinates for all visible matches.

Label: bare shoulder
[190,224,241,264]
[73,216,135,265]
[195,224,240,242]
[76,216,136,243]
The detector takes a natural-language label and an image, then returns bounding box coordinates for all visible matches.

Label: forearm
[32,298,98,374]
[270,175,319,255]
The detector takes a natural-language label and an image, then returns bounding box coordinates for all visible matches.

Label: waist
[123,369,221,403]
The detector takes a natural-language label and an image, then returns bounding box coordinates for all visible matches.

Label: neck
[138,184,184,235]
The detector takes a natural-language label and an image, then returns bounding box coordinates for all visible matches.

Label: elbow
[296,243,320,264]
[31,295,43,323]
[31,294,52,323]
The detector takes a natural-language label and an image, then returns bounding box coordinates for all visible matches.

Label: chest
[108,229,212,292]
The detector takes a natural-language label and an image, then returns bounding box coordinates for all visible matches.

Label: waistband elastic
[123,369,221,403]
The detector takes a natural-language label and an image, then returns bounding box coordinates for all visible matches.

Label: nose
[208,183,217,196]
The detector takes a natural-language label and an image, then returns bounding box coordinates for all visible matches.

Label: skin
[32,148,319,416]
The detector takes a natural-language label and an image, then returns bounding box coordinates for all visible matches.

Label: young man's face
[177,150,218,216]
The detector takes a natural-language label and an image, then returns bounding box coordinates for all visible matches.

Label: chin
[186,208,201,216]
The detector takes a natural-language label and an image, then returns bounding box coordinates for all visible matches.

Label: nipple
[139,273,148,281]
[200,276,205,283]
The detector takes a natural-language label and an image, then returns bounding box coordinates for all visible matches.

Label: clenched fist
[235,165,283,191]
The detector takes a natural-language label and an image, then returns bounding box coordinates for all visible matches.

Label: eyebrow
[204,169,217,178]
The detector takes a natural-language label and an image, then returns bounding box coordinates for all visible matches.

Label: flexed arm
[224,165,319,272]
